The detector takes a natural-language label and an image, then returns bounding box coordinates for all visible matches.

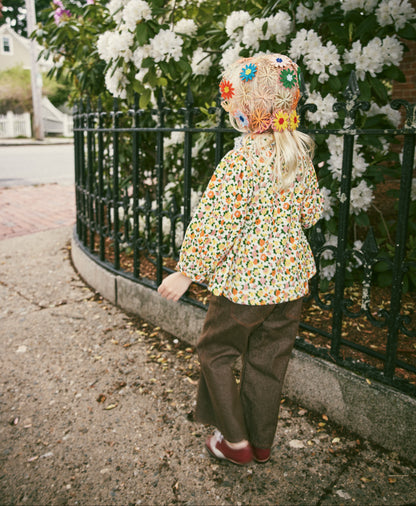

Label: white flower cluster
[306,90,337,127]
[344,36,404,80]
[98,0,155,96]
[105,67,128,99]
[320,233,337,280]
[289,29,341,83]
[191,48,212,76]
[98,0,191,96]
[326,135,368,182]
[161,187,202,248]
[150,29,183,62]
[225,10,292,51]
[174,19,198,36]
[122,0,152,30]
[164,131,185,151]
[97,30,134,63]
[107,0,151,26]
[376,0,416,30]
[349,180,374,215]
[296,1,324,23]
[320,186,335,221]
[320,235,365,281]
[368,103,402,128]
[341,0,378,13]
[411,178,416,201]
[130,29,184,66]
[322,233,337,261]
[108,0,127,24]
[219,44,243,71]
[225,10,252,40]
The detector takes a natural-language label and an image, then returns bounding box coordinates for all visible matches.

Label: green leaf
[156,77,168,87]
[309,74,318,92]
[177,59,192,74]
[398,24,416,40]
[359,80,371,101]
[139,88,151,108]
[374,260,391,273]
[377,271,393,287]
[383,66,406,82]
[355,14,377,43]
[408,270,416,290]
[133,80,145,94]
[369,77,388,102]
[136,24,149,45]
[354,212,370,227]
[330,77,342,92]
[401,274,409,293]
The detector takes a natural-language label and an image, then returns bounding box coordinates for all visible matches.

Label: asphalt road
[0,144,75,187]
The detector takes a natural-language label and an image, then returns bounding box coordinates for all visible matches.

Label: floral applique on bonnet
[219,54,302,134]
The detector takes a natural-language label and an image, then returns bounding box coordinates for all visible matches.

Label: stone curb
[71,231,416,465]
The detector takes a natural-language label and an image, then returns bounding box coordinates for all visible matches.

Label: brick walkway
[0,184,75,240]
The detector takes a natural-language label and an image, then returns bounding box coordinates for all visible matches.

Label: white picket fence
[0,111,32,138]
[0,99,73,138]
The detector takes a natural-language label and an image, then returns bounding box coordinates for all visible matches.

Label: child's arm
[158,149,252,301]
[158,272,192,302]
[301,159,324,229]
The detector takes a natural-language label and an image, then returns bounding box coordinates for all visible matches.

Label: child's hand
[157,272,192,302]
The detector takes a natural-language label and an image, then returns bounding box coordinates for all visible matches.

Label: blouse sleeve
[300,158,324,230]
[177,149,252,283]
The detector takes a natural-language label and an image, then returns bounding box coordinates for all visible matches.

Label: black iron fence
[73,73,416,397]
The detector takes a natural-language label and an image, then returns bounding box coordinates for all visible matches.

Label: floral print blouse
[177,135,323,305]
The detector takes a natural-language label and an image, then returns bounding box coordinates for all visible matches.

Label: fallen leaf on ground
[289,440,305,449]
[104,403,118,410]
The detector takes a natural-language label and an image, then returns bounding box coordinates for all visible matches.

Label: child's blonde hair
[219,53,314,189]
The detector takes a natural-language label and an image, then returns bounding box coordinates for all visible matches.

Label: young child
[158,53,323,465]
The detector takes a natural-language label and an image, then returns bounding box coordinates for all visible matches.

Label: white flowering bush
[36,0,416,289]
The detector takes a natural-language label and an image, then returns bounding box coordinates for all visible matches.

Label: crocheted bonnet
[219,54,301,134]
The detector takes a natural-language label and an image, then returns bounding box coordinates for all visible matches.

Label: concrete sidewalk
[1,225,416,504]
[0,137,73,147]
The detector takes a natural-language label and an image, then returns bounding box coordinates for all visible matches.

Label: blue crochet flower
[240,63,257,82]
[233,110,249,128]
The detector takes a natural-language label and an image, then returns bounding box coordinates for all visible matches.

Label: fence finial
[333,70,370,128]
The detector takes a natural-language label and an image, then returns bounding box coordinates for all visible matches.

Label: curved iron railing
[73,73,416,397]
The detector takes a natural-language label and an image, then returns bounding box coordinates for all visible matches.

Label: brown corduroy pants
[194,294,303,449]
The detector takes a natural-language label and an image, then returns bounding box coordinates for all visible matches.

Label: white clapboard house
[0,24,72,138]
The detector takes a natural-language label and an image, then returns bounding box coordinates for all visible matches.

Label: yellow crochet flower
[290,110,300,131]
[272,111,289,132]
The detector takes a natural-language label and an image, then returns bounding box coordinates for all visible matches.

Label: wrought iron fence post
[385,101,416,379]
[112,98,120,271]
[86,98,95,252]
[155,89,166,286]
[97,97,105,262]
[183,86,194,231]
[331,72,370,358]
[331,132,354,358]
[78,99,87,245]
[73,101,81,239]
[131,93,141,279]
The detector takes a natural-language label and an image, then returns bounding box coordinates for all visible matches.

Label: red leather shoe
[206,431,253,465]
[252,446,271,463]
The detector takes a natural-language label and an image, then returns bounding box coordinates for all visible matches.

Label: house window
[2,36,12,54]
